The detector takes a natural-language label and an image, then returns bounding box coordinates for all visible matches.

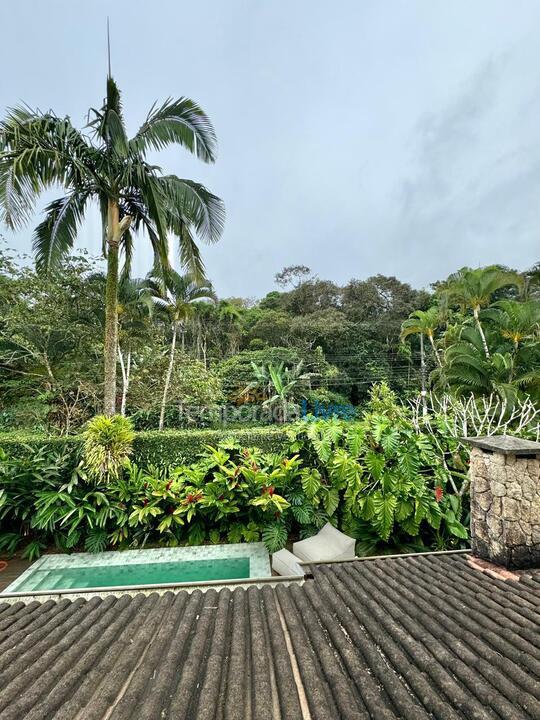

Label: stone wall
[470,445,540,569]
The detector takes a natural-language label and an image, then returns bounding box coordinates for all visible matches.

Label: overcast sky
[1,0,540,297]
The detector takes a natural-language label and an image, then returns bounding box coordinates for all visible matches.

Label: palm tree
[493,299,540,349]
[401,307,443,411]
[0,75,225,414]
[218,300,244,354]
[401,307,443,367]
[241,361,310,423]
[147,270,216,430]
[438,267,523,359]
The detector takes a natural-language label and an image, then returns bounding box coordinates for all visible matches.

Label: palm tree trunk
[473,306,490,359]
[159,322,177,431]
[420,333,427,416]
[118,345,131,416]
[428,334,443,367]
[103,201,120,415]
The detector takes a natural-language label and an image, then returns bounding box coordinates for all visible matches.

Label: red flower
[434,487,443,503]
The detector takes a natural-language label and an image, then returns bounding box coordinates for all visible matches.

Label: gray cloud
[1,0,539,295]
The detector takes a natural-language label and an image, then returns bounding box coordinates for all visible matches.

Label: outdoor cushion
[292,523,356,562]
[271,549,304,576]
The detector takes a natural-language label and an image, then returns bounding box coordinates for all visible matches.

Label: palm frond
[32,193,90,271]
[159,175,225,244]
[0,107,96,230]
[87,77,128,156]
[131,98,217,162]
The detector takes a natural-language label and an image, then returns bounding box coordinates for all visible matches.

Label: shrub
[0,445,77,560]
[288,413,468,555]
[131,426,288,466]
[0,389,470,558]
[82,415,135,481]
[0,426,288,467]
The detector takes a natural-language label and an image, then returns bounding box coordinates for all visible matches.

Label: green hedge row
[0,426,289,466]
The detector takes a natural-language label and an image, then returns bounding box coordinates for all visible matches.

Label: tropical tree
[401,307,443,366]
[218,300,244,354]
[492,299,540,350]
[438,267,523,359]
[241,360,311,423]
[147,270,216,430]
[401,307,443,412]
[0,74,225,414]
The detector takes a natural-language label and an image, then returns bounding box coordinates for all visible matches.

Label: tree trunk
[118,345,131,416]
[420,333,427,416]
[103,201,120,416]
[159,322,177,431]
[474,306,490,359]
[103,201,131,415]
[428,333,443,367]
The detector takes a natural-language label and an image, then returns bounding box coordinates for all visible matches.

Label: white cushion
[292,523,356,562]
[271,549,304,576]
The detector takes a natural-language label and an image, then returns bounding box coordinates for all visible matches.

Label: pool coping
[0,573,307,602]
[2,542,271,594]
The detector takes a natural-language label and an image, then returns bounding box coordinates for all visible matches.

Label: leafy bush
[0,387,470,558]
[131,427,288,466]
[288,414,467,555]
[82,415,135,481]
[0,445,79,560]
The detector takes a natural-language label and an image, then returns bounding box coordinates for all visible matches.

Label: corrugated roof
[0,552,539,719]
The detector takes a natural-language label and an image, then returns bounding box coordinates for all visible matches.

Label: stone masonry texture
[470,444,540,569]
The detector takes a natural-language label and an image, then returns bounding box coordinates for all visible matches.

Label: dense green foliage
[0,250,434,432]
[0,77,225,414]
[0,389,470,559]
[402,265,540,405]
[82,415,135,481]
[0,426,287,467]
[2,248,537,434]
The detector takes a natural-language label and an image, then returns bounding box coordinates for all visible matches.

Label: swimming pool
[2,543,271,594]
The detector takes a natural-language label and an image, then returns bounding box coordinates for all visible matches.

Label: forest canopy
[1,245,538,434]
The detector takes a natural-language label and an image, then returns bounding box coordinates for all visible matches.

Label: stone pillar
[465,435,540,569]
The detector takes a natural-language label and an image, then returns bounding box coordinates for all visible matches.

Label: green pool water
[17,557,251,591]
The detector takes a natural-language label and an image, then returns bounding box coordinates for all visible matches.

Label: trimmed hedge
[0,426,289,466]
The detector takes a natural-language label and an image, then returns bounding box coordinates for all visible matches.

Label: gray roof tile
[0,552,539,719]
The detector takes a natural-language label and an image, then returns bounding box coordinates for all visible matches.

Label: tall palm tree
[0,75,225,414]
[147,270,216,430]
[218,299,244,354]
[438,267,523,359]
[401,307,443,411]
[400,307,442,367]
